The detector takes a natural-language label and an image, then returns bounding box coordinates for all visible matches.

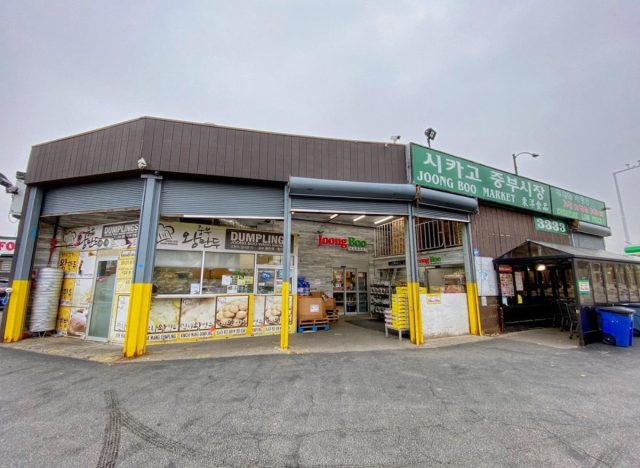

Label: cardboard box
[297,296,326,323]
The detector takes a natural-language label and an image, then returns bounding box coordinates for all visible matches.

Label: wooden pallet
[325,310,339,322]
[297,323,330,333]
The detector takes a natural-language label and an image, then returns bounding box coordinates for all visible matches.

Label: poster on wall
[77,251,97,278]
[514,272,524,291]
[72,278,94,307]
[67,308,89,338]
[499,273,515,297]
[60,279,75,306]
[156,222,225,251]
[148,298,180,341]
[56,306,71,333]
[59,250,80,278]
[253,296,266,327]
[115,253,135,294]
[215,296,249,335]
[113,295,129,341]
[179,298,216,338]
[474,257,499,296]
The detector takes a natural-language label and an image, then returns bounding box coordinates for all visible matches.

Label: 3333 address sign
[533,217,569,235]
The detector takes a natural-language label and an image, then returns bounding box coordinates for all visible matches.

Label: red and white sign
[317,234,367,252]
[0,238,16,256]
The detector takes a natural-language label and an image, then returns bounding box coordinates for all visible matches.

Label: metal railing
[374,218,463,257]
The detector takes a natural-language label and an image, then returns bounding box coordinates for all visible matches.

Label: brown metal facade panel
[26,117,407,185]
[471,203,571,258]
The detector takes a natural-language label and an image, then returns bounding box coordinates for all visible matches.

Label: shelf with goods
[332,267,368,315]
[385,285,427,337]
[369,280,391,317]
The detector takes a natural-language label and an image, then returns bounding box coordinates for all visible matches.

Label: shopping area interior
[40,208,471,347]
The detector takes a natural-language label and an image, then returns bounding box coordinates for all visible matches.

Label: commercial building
[2,117,637,356]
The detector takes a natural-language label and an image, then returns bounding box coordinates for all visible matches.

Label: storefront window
[257,254,282,266]
[564,268,575,298]
[591,262,607,304]
[629,265,640,302]
[202,252,255,294]
[575,261,593,306]
[616,264,630,302]
[424,267,466,294]
[604,263,619,303]
[153,251,203,294]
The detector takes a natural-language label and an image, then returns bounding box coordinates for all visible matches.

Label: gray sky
[1,1,638,252]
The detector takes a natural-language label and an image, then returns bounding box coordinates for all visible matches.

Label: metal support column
[280,185,292,350]
[2,186,44,342]
[404,205,423,344]
[462,223,482,335]
[123,175,162,358]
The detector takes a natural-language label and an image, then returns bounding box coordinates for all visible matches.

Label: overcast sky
[1,1,638,252]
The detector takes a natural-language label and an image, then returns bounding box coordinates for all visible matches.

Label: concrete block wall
[292,219,375,295]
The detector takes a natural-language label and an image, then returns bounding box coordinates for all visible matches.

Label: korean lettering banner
[549,187,607,227]
[411,144,552,214]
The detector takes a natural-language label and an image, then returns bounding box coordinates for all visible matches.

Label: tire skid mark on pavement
[97,390,121,468]
[97,390,206,467]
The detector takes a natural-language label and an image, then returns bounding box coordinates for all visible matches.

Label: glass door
[344,269,357,315]
[357,271,368,313]
[332,267,345,315]
[88,259,118,341]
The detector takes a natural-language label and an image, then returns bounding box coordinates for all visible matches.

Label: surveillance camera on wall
[137,157,147,170]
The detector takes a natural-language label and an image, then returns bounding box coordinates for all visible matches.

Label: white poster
[475,256,499,296]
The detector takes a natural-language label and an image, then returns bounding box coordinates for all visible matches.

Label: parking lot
[1,334,639,467]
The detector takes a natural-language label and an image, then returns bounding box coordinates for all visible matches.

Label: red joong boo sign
[317,234,367,252]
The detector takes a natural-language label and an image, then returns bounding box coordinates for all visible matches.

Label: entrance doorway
[87,259,118,341]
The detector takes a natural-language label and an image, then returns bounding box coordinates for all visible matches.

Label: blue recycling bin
[621,303,640,336]
[595,306,634,347]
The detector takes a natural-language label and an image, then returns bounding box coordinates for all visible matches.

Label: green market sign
[411,143,608,226]
[533,217,569,235]
[549,187,607,226]
[411,144,552,214]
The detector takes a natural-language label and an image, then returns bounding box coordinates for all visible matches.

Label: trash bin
[595,306,634,347]
[621,303,640,337]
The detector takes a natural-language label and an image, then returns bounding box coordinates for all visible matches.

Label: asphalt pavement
[1,337,639,467]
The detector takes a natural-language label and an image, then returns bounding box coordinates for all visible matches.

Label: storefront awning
[289,176,416,201]
[494,240,640,265]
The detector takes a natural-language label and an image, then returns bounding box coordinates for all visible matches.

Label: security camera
[137,157,147,170]
[390,135,401,143]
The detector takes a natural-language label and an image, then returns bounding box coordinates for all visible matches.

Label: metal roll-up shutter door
[415,205,469,222]
[161,179,284,218]
[291,196,409,215]
[42,178,144,216]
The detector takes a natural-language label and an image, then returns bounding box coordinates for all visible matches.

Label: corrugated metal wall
[26,117,407,185]
[471,203,570,259]
[42,178,145,216]
[160,179,284,218]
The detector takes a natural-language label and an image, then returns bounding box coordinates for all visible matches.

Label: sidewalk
[2,320,490,364]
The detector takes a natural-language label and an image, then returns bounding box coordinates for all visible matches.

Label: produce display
[215,296,249,328]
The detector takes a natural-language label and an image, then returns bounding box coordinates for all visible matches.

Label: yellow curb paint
[466,282,482,336]
[246,294,255,337]
[123,283,153,358]
[280,281,290,350]
[3,280,30,343]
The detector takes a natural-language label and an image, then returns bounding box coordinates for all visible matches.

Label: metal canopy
[289,176,416,201]
[572,221,612,237]
[495,240,640,264]
[417,186,478,213]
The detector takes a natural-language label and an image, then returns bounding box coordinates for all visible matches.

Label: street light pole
[512,152,540,175]
[612,161,640,245]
